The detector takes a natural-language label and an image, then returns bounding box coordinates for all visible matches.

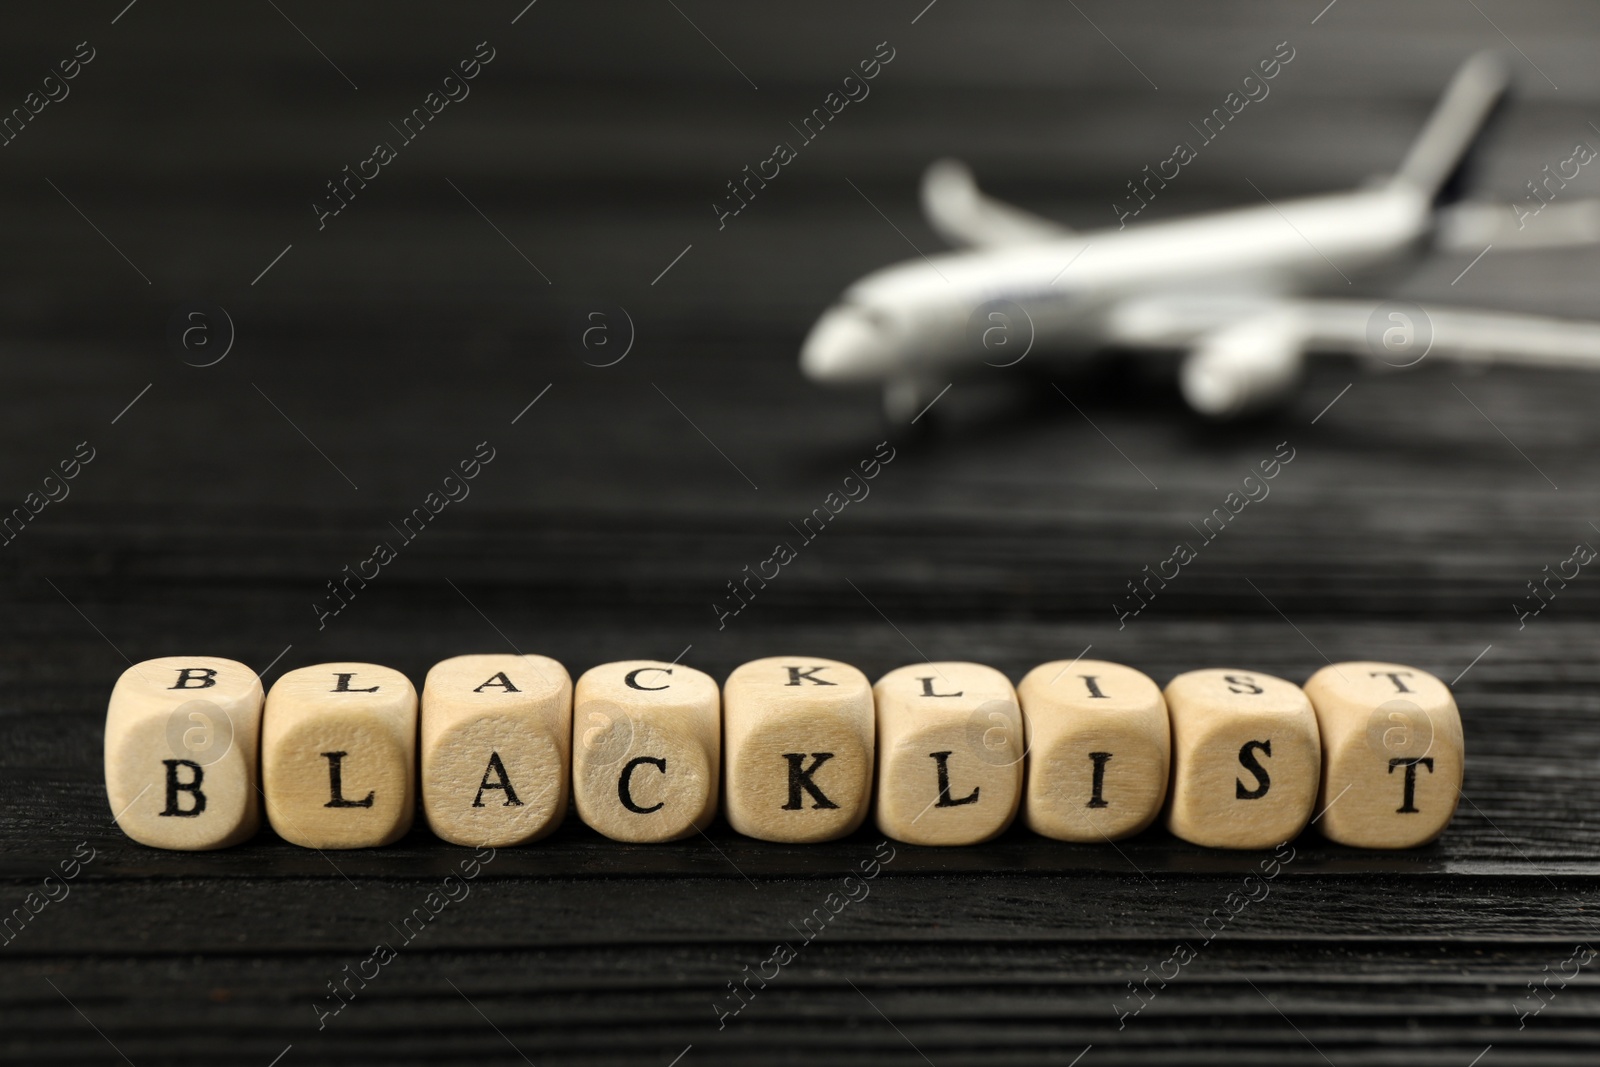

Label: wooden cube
[1017,659,1170,842]
[261,662,417,849]
[723,656,874,843]
[1165,669,1321,849]
[104,656,264,850]
[420,654,573,847]
[1303,661,1463,849]
[874,662,1022,846]
[571,660,719,842]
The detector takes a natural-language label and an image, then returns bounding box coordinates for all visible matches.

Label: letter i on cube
[105,657,264,850]
[1017,659,1170,842]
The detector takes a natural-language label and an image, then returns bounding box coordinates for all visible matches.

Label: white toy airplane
[800,52,1600,422]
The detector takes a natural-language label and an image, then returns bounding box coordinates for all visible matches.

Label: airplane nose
[800,306,880,383]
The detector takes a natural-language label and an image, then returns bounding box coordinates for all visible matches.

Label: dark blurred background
[3,1,1600,1063]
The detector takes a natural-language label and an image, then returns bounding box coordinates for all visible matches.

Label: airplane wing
[919,158,1073,248]
[1102,293,1600,417]
[1299,300,1600,379]
[1437,199,1600,251]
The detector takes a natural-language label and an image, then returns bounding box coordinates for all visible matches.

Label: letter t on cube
[1303,661,1463,848]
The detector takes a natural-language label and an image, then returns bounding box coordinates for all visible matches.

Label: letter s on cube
[105,656,264,850]
[1164,669,1320,849]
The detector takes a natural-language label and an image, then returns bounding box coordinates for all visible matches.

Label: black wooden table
[3,2,1599,1062]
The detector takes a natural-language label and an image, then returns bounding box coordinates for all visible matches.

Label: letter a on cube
[874,662,1022,846]
[262,662,417,849]
[723,656,874,843]
[421,654,572,847]
[105,656,264,850]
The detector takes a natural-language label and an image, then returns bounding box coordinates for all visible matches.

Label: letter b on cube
[104,656,264,850]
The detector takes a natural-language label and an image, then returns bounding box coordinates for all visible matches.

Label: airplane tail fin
[1392,51,1510,202]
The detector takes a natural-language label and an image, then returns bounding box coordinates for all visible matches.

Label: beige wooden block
[723,656,874,843]
[571,660,719,843]
[1303,661,1463,849]
[873,662,1022,846]
[1017,659,1170,842]
[421,654,573,847]
[1164,669,1321,849]
[104,656,264,850]
[262,663,417,849]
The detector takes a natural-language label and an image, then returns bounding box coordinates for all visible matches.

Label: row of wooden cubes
[105,655,1463,852]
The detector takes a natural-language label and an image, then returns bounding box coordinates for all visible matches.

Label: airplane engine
[1179,314,1306,419]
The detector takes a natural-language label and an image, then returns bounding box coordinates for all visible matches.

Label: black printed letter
[472,751,523,807]
[619,756,666,813]
[473,672,520,693]
[331,673,379,693]
[170,667,218,690]
[1088,751,1113,808]
[781,753,839,809]
[624,668,672,691]
[1236,740,1272,799]
[1370,670,1415,694]
[322,751,375,807]
[1388,757,1434,813]
[930,751,979,807]
[161,759,206,816]
[785,666,836,686]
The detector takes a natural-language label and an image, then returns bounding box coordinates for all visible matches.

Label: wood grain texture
[2,0,1600,1061]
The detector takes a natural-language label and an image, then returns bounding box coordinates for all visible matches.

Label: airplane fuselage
[801,185,1433,385]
